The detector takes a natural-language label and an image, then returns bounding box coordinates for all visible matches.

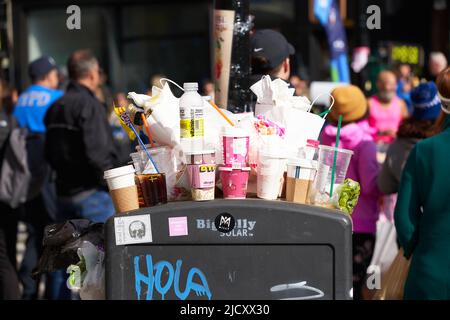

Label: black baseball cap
[28,56,57,80]
[251,29,295,70]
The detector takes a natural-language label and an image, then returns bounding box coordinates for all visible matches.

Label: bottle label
[180,108,204,138]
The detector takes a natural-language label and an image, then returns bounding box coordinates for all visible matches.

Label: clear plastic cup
[286,160,317,204]
[134,146,178,201]
[310,145,353,206]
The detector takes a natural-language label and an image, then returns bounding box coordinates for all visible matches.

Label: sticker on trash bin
[214,213,235,233]
[168,216,188,237]
[114,214,153,245]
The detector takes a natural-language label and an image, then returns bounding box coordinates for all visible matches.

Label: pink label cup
[187,164,216,189]
[222,127,249,167]
[219,167,250,199]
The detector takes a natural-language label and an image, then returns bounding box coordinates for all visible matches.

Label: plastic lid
[318,145,354,155]
[218,166,251,171]
[185,150,215,155]
[222,126,249,138]
[259,151,288,159]
[104,165,135,179]
[288,159,318,169]
[183,82,198,91]
[135,145,169,152]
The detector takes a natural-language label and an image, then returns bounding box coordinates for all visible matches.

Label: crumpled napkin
[250,75,311,110]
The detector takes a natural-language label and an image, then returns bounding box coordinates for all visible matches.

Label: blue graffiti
[134,255,212,300]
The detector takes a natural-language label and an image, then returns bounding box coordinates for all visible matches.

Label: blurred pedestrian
[0,78,20,300]
[12,56,63,299]
[201,79,215,99]
[368,70,409,145]
[250,29,295,85]
[394,67,450,299]
[94,68,113,111]
[395,63,413,114]
[289,74,309,98]
[428,52,448,82]
[146,74,166,95]
[378,82,442,195]
[44,49,117,299]
[321,85,381,300]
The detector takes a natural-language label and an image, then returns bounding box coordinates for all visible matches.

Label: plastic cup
[310,145,353,205]
[219,167,250,199]
[222,127,249,168]
[135,146,180,201]
[286,160,318,204]
[136,173,168,207]
[256,152,287,200]
[104,165,139,214]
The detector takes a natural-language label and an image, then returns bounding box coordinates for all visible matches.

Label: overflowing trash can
[105,199,352,300]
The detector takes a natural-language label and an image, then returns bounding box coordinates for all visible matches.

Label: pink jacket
[321,120,381,234]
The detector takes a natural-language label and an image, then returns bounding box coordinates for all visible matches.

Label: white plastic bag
[67,241,105,300]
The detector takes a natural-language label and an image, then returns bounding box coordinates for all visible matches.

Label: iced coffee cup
[256,152,287,200]
[104,165,139,214]
[219,167,250,199]
[136,173,168,207]
[286,160,318,204]
[310,145,353,206]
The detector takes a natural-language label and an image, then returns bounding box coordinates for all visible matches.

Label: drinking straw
[329,115,342,198]
[208,100,235,127]
[319,109,331,118]
[141,113,155,148]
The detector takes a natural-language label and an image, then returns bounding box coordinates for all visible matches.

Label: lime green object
[67,256,87,289]
[335,178,360,214]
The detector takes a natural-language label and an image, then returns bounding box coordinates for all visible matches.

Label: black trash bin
[105,199,352,300]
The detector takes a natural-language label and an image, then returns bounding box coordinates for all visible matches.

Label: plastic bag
[67,241,105,300]
[32,220,104,278]
[372,248,411,300]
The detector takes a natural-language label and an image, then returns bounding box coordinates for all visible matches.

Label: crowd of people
[0,28,450,300]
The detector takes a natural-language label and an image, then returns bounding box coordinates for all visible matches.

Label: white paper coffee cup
[104,165,139,214]
[104,165,136,190]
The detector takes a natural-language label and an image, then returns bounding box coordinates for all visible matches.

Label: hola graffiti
[134,255,212,300]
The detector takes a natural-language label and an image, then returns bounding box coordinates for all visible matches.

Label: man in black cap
[44,50,117,299]
[12,56,63,299]
[250,29,295,85]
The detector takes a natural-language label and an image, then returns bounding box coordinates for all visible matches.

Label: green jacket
[395,115,450,300]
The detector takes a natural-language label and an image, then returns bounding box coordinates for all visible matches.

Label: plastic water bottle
[180,82,204,153]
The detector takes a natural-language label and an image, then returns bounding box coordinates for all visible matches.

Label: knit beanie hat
[411,82,442,120]
[328,85,368,123]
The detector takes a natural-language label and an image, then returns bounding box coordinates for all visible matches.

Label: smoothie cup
[222,127,250,169]
[186,151,216,201]
[219,167,250,199]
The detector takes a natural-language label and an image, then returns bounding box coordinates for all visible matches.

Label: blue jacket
[13,85,63,133]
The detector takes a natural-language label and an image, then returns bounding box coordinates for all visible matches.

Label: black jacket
[44,82,117,197]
